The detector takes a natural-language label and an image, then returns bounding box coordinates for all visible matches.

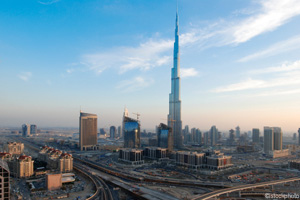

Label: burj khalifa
[168,9,183,149]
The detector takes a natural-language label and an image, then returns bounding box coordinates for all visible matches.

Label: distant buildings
[22,124,30,137]
[204,132,209,146]
[0,160,10,200]
[4,142,24,156]
[123,116,140,148]
[210,126,218,146]
[293,133,297,140]
[235,126,240,138]
[252,128,260,143]
[118,149,144,165]
[110,126,116,139]
[122,107,129,140]
[79,111,98,151]
[30,124,37,134]
[298,128,300,145]
[228,129,235,145]
[157,123,173,151]
[176,150,233,170]
[117,126,121,138]
[264,127,274,154]
[273,127,282,150]
[270,149,289,158]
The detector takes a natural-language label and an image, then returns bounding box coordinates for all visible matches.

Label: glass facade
[124,117,140,148]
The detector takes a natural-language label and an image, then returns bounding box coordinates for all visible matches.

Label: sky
[1,0,300,133]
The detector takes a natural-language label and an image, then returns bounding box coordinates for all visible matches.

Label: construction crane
[132,112,140,121]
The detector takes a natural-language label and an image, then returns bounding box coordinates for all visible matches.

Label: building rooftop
[0,159,10,172]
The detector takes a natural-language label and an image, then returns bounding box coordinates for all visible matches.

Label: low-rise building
[143,147,167,160]
[176,151,206,169]
[269,149,289,158]
[46,173,62,191]
[118,148,144,165]
[289,160,300,171]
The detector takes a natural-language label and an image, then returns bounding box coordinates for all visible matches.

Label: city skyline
[1,0,300,132]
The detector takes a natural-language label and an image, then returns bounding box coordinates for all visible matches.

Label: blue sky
[1,0,300,133]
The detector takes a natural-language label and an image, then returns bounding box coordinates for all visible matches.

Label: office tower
[79,111,97,151]
[0,160,10,200]
[228,129,235,145]
[22,124,30,137]
[123,116,140,148]
[210,125,218,146]
[157,123,173,151]
[117,126,121,138]
[122,107,129,139]
[168,9,183,149]
[110,126,116,139]
[252,128,260,143]
[264,127,274,154]
[298,128,300,145]
[293,133,297,140]
[195,129,202,145]
[184,125,189,135]
[100,128,106,135]
[273,127,282,150]
[235,126,240,138]
[30,124,37,134]
[204,132,209,146]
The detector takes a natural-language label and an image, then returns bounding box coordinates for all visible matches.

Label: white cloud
[213,60,300,93]
[38,0,60,5]
[82,39,173,74]
[231,0,300,44]
[18,72,32,81]
[181,68,199,78]
[238,35,300,62]
[116,76,154,93]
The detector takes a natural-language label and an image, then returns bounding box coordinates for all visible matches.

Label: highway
[192,177,300,200]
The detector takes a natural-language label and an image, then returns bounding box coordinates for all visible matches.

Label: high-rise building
[0,160,10,200]
[298,128,300,145]
[252,128,260,143]
[235,126,240,138]
[264,127,274,154]
[168,9,183,149]
[204,132,209,146]
[293,133,297,140]
[122,107,129,139]
[110,126,116,139]
[79,111,98,151]
[22,124,30,137]
[228,129,235,145]
[123,116,140,148]
[273,127,282,150]
[30,124,37,134]
[117,126,121,138]
[157,123,173,151]
[210,126,218,146]
[195,129,202,145]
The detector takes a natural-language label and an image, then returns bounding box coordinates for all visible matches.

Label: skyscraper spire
[168,4,183,149]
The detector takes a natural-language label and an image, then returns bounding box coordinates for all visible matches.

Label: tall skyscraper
[298,128,300,145]
[110,126,116,139]
[168,8,183,149]
[79,111,98,151]
[235,126,240,138]
[252,128,260,143]
[117,126,121,138]
[22,124,30,137]
[195,128,202,145]
[123,116,141,148]
[228,129,235,145]
[30,124,37,134]
[157,123,173,151]
[273,127,282,150]
[0,160,10,200]
[264,127,274,154]
[210,125,218,146]
[204,132,209,146]
[122,107,129,139]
